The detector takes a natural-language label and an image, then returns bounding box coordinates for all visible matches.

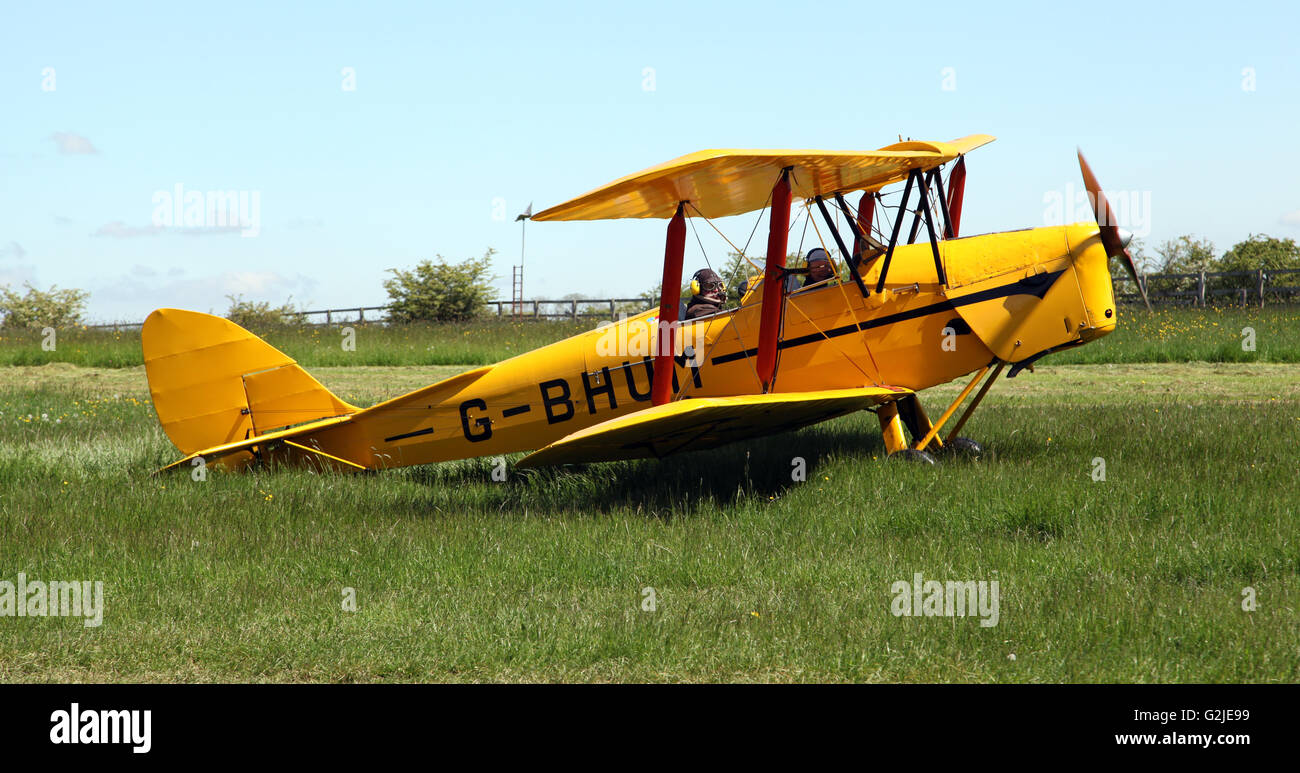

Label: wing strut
[913,171,948,286]
[928,168,955,239]
[652,202,687,405]
[874,169,916,294]
[946,156,967,237]
[756,168,792,392]
[813,196,871,298]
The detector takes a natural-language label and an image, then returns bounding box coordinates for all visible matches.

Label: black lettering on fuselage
[540,379,574,424]
[633,355,701,398]
[623,359,653,402]
[582,367,617,414]
[459,398,493,442]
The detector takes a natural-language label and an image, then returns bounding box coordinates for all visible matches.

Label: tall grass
[5,305,1297,369]
[1050,305,1300,364]
[0,319,596,368]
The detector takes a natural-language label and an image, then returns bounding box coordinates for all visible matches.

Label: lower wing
[517,386,911,468]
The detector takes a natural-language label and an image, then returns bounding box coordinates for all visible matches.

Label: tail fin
[143,309,357,456]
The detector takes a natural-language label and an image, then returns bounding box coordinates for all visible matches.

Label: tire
[942,437,985,459]
[889,448,937,465]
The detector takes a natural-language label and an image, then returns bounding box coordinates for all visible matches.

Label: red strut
[651,202,687,406]
[852,191,875,258]
[755,169,792,393]
[946,156,967,237]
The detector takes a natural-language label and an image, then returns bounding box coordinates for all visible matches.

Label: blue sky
[3,0,1298,322]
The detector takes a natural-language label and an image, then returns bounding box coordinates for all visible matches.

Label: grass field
[1,361,1297,682]
[0,318,599,368]
[4,304,1299,368]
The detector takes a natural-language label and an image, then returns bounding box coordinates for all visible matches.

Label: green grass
[1,362,1296,682]
[1051,305,1300,364]
[0,318,598,368]
[6,305,1300,369]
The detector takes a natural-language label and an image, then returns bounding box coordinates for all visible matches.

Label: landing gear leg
[878,401,937,464]
[896,395,943,453]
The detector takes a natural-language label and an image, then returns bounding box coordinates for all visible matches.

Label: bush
[384,249,497,323]
[0,283,89,329]
[225,295,301,331]
[1219,234,1300,273]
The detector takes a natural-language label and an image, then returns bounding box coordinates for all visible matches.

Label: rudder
[143,309,357,456]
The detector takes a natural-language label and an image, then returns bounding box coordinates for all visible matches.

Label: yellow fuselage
[300,222,1117,469]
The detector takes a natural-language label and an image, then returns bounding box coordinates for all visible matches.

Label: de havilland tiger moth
[141,134,1149,473]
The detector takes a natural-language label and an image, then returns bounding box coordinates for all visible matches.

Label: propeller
[1077,150,1151,311]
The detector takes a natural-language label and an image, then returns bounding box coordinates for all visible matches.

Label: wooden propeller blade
[1078,149,1151,310]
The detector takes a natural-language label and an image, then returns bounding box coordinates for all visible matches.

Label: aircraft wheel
[942,437,985,459]
[889,448,937,465]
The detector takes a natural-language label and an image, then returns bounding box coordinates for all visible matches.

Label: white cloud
[93,221,249,238]
[93,221,162,238]
[1280,210,1300,227]
[221,271,294,296]
[0,241,26,259]
[49,131,99,155]
[88,271,318,322]
[175,225,245,237]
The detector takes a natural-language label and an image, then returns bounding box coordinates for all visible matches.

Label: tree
[1149,235,1217,293]
[0,283,89,329]
[1153,235,1217,274]
[384,249,497,323]
[225,294,301,331]
[1219,234,1300,273]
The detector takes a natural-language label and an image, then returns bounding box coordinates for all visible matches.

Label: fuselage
[302,222,1118,469]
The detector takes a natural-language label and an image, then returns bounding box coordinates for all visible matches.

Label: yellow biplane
[144,135,1147,472]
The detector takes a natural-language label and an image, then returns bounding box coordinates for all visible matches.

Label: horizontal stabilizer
[517,386,911,468]
[155,415,354,474]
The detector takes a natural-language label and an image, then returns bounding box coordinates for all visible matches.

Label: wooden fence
[287,299,650,325]
[1113,268,1300,308]
[82,271,1300,329]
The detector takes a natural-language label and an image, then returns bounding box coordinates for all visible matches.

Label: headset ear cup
[690,279,700,295]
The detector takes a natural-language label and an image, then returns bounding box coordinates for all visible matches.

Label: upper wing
[530,135,994,222]
[516,386,911,468]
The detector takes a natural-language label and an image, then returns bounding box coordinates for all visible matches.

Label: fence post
[326,310,332,325]
[1197,272,1205,307]
[533,300,540,318]
[1257,269,1265,308]
[358,308,365,323]
[570,299,578,321]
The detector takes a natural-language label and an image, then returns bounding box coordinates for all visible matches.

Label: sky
[3,0,1298,322]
